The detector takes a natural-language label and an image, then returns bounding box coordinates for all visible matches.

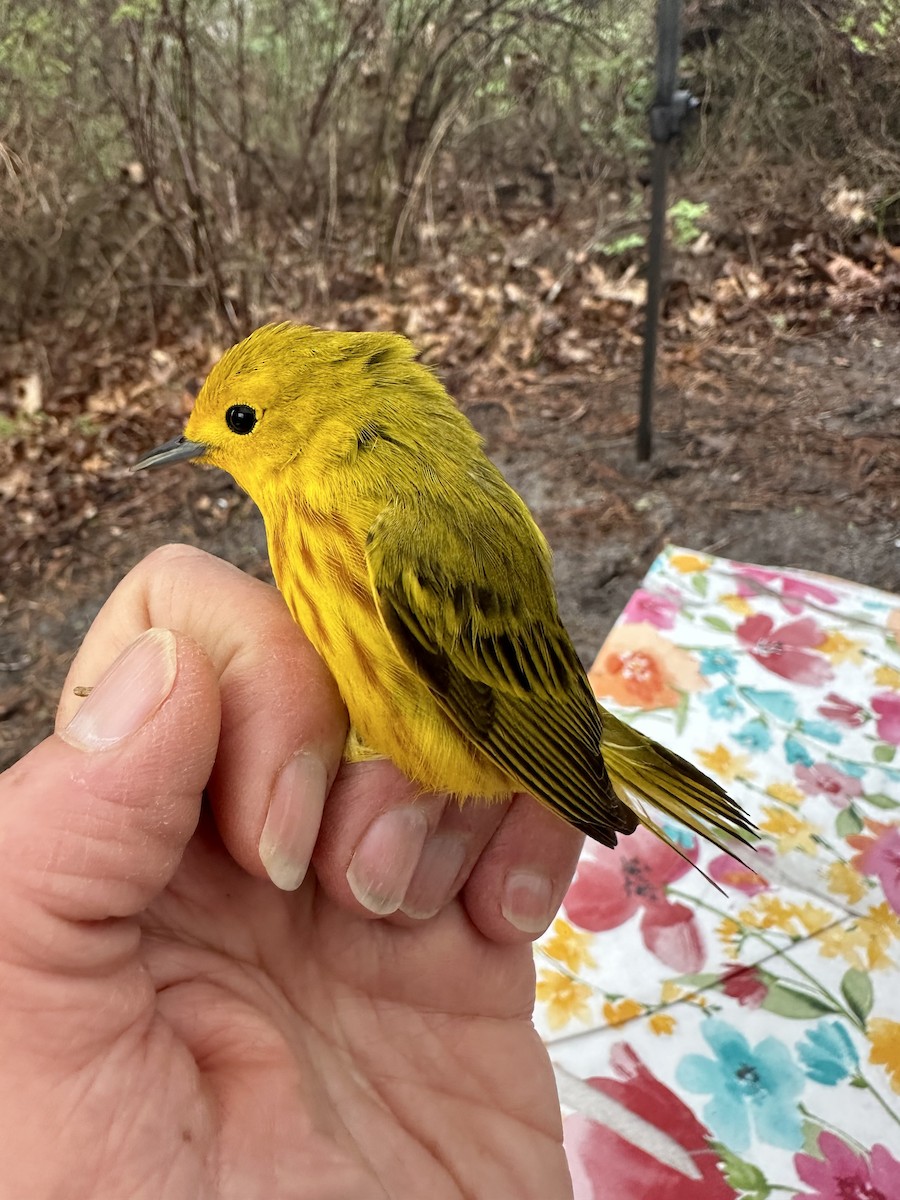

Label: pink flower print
[737,614,832,686]
[564,826,706,973]
[793,1131,900,1200]
[795,763,863,808]
[709,846,774,896]
[621,589,679,630]
[816,692,866,728]
[848,820,900,915]
[721,964,769,1008]
[872,692,900,746]
[734,566,839,615]
[565,1045,738,1200]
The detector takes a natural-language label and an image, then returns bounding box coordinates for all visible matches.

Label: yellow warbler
[135,323,754,852]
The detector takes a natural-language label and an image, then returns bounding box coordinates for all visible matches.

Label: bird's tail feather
[599,709,758,858]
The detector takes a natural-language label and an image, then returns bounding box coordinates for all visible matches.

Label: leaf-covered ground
[2,195,899,769]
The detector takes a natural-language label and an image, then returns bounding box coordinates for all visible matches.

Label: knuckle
[119,544,218,621]
[138,543,212,577]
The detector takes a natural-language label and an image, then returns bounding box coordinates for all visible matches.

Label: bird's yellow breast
[265,495,513,799]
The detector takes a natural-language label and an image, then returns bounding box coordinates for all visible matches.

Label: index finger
[57,544,348,886]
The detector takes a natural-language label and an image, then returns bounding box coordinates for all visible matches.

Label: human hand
[0,545,580,1199]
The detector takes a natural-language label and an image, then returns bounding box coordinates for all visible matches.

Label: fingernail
[347,807,430,915]
[400,833,470,920]
[62,628,177,750]
[501,869,556,934]
[259,752,329,891]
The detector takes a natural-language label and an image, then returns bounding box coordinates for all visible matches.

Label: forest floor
[2,192,899,769]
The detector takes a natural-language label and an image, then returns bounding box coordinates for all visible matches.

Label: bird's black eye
[225,404,258,435]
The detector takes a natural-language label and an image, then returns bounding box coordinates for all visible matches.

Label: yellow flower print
[661,980,691,1003]
[766,782,806,808]
[815,924,879,971]
[758,805,821,855]
[658,978,709,1008]
[868,1018,900,1094]
[696,744,755,782]
[603,998,644,1026]
[669,553,710,574]
[716,916,743,959]
[535,969,593,1031]
[541,918,597,974]
[796,901,837,933]
[862,902,900,955]
[816,904,900,972]
[740,895,834,938]
[820,631,864,665]
[825,861,868,905]
[649,1013,677,1036]
[874,665,900,691]
[721,594,753,616]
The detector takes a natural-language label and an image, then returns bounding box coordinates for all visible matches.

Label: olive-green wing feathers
[365,487,757,856]
[598,710,757,849]
[365,494,638,846]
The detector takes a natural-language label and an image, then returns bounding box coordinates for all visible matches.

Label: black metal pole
[637,0,686,462]
[637,138,672,461]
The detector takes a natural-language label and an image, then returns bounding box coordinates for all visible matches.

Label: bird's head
[133,322,424,497]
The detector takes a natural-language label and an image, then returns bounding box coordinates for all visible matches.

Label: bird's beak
[132,434,207,472]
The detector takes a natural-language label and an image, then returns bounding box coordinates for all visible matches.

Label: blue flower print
[835,759,866,779]
[699,648,738,677]
[661,822,696,851]
[703,684,743,721]
[676,1019,804,1153]
[733,718,772,752]
[798,1022,859,1085]
[797,719,842,746]
[785,735,814,767]
[646,555,666,580]
[743,687,798,723]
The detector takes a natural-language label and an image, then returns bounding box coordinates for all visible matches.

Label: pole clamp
[649,90,698,143]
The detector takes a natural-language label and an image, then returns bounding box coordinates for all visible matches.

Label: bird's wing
[365,494,636,845]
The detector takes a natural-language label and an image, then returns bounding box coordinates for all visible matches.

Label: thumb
[0,628,220,980]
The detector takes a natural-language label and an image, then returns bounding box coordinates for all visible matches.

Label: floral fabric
[536,547,900,1198]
